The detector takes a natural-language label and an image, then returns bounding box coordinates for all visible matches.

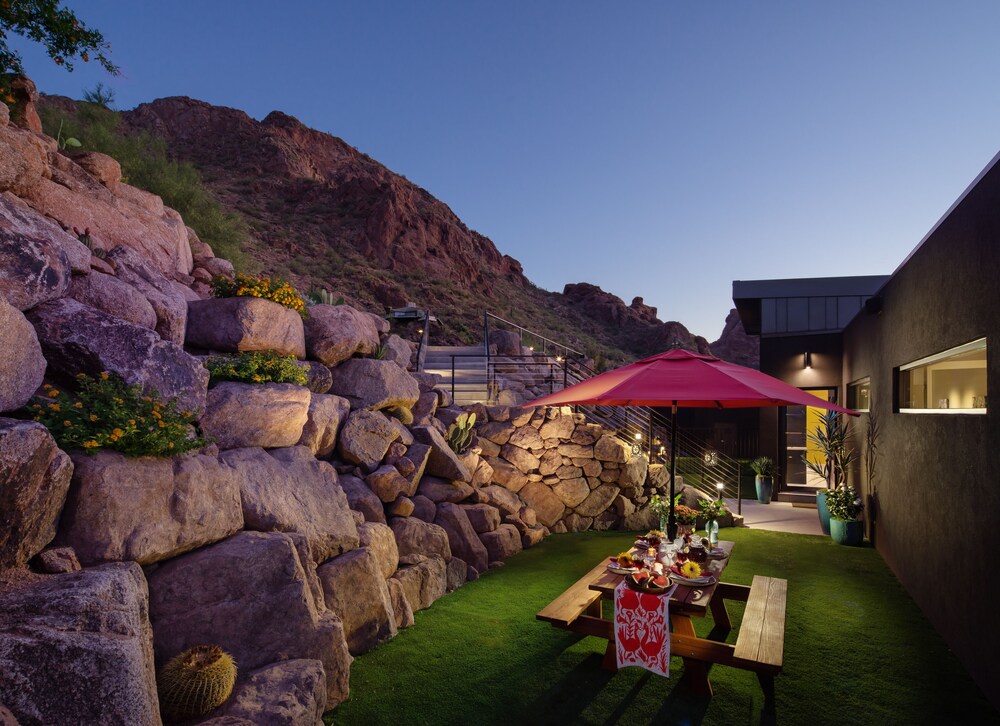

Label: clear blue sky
[12,1,1000,338]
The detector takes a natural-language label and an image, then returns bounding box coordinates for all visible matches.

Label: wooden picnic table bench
[536,541,787,704]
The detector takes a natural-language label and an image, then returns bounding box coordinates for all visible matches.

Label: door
[784,388,836,488]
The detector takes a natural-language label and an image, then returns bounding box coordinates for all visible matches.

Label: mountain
[42,94,757,366]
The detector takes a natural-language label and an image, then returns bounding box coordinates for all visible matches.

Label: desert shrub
[203,351,307,386]
[25,373,203,457]
[210,273,306,317]
[37,103,253,269]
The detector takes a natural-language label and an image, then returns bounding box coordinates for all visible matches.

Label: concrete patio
[725,499,824,536]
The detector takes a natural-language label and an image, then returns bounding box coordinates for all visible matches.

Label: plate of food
[668,561,717,586]
[625,570,676,595]
[608,552,643,574]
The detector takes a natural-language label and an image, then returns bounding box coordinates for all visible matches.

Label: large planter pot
[830,518,864,546]
[755,476,773,504]
[816,490,831,535]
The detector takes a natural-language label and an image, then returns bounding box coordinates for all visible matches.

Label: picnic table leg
[601,638,618,672]
[671,614,713,697]
[709,594,732,632]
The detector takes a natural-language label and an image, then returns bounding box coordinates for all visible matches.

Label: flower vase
[705,518,719,547]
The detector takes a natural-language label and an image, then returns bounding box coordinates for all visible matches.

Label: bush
[37,103,253,270]
[211,273,307,318]
[204,351,307,386]
[25,373,203,457]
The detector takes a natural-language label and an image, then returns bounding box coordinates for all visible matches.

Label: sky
[11,1,1000,339]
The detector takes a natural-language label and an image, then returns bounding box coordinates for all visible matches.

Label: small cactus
[157,644,237,720]
[386,406,414,425]
[446,412,476,454]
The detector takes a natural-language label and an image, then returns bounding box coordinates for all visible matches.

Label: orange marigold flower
[48,403,61,412]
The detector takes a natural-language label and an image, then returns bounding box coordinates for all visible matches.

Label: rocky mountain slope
[44,94,755,367]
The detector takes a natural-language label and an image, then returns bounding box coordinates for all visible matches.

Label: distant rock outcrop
[709,308,760,369]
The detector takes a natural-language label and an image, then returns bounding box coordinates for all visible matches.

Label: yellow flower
[74,402,83,408]
[100,372,110,380]
[168,442,175,449]
[680,561,702,579]
[48,403,61,412]
[82,440,99,448]
[112,428,124,437]
[63,420,72,427]
[128,419,136,425]
[48,389,60,397]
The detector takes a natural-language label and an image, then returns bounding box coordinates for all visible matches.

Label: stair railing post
[737,462,742,516]
[451,355,455,403]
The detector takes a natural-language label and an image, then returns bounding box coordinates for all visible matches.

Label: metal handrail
[484,312,586,359]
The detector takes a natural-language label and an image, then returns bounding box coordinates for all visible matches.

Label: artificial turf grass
[328,529,997,726]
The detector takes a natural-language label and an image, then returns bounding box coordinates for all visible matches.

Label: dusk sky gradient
[12,1,1000,338]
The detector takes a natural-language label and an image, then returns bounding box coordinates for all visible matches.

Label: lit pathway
[725,499,824,536]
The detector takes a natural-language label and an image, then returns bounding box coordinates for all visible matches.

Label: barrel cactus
[446,412,476,454]
[157,644,237,720]
[386,406,414,425]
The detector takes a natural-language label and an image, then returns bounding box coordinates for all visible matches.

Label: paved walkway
[726,499,824,536]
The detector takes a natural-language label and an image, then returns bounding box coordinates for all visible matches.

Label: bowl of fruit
[625,569,674,594]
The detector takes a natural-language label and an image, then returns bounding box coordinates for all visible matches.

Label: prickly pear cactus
[446,412,477,454]
[157,644,237,720]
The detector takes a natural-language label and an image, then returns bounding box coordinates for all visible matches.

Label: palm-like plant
[803,411,857,489]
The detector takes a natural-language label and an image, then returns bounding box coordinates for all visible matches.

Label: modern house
[732,151,999,705]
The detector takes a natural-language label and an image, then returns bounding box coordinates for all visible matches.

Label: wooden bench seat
[731,575,787,708]
[536,560,608,628]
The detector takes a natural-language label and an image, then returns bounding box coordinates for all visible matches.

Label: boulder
[339,474,386,524]
[411,425,471,482]
[491,329,520,355]
[619,454,649,488]
[27,298,209,415]
[0,418,72,569]
[446,557,468,591]
[336,409,399,471]
[303,303,379,366]
[221,446,359,562]
[538,449,563,476]
[476,421,514,445]
[564,512,592,532]
[410,372,442,392]
[595,435,628,463]
[557,443,593,459]
[380,333,412,369]
[220,659,327,726]
[295,360,333,394]
[434,502,489,573]
[403,442,432,489]
[147,531,352,707]
[623,507,660,531]
[104,246,191,344]
[480,523,523,562]
[185,297,306,359]
[480,485,523,515]
[518,481,565,528]
[386,578,415,629]
[0,563,159,726]
[388,496,414,517]
[539,414,575,440]
[201,382,311,449]
[0,299,45,413]
[297,393,350,458]
[500,444,540,475]
[318,548,397,655]
[522,526,547,548]
[69,150,121,190]
[462,503,501,533]
[68,272,158,330]
[519,506,538,527]
[470,457,495,487]
[576,484,621,517]
[390,517,452,564]
[0,121,48,196]
[0,192,81,310]
[486,457,528,492]
[390,555,447,612]
[57,450,243,566]
[410,494,437,523]
[366,464,414,503]
[582,459,603,477]
[556,465,584,479]
[553,477,590,508]
[411,390,438,425]
[328,358,420,412]
[33,546,81,574]
[508,425,544,451]
[417,476,474,504]
[358,522,399,578]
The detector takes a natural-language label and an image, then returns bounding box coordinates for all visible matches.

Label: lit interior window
[897,338,987,413]
[847,378,871,412]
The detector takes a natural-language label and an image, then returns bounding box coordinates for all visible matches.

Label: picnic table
[536,540,786,702]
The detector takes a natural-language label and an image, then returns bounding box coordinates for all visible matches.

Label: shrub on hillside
[25,373,203,457]
[211,273,307,317]
[38,103,253,269]
[203,351,307,386]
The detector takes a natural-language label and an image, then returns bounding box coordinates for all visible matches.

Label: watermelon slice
[653,575,669,588]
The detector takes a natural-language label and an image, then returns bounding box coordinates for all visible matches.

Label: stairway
[422,345,489,405]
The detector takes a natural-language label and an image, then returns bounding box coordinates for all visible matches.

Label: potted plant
[803,412,858,535]
[749,456,775,504]
[648,493,699,537]
[825,484,865,545]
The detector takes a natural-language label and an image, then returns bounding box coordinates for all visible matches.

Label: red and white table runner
[614,580,671,676]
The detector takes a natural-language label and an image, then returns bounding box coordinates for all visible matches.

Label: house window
[897,338,987,414]
[847,377,871,412]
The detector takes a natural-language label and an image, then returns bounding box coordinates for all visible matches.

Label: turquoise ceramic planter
[816,490,831,535]
[755,476,773,504]
[830,518,864,546]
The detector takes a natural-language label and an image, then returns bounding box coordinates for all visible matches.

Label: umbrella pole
[667,402,678,541]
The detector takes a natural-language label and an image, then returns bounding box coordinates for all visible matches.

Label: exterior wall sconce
[804,351,812,369]
[632,432,642,455]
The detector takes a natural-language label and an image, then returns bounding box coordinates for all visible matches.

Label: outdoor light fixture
[804,351,812,369]
[555,355,563,362]
[632,432,642,455]
[716,482,725,498]
[417,328,423,334]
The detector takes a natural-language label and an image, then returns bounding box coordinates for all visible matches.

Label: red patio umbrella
[527,349,858,538]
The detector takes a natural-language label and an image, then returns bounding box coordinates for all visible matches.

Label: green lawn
[328,529,996,725]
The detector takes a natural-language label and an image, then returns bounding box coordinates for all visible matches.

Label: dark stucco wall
[841,154,1000,706]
